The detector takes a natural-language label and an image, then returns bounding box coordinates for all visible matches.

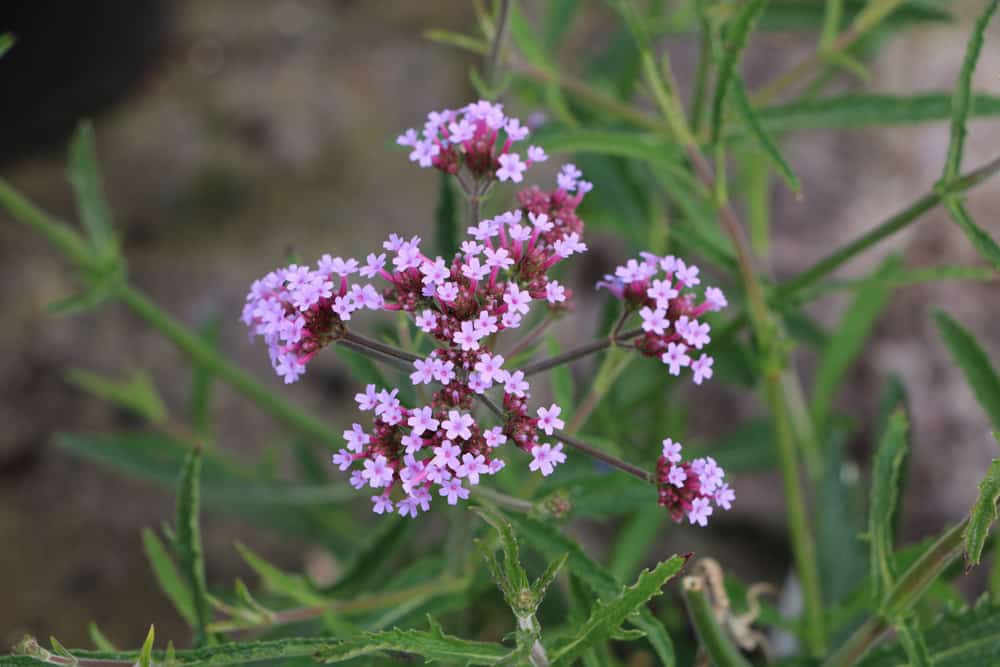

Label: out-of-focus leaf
[547,337,575,409]
[533,127,683,172]
[869,412,909,603]
[858,600,1000,667]
[753,93,1000,132]
[509,1,549,69]
[964,457,1000,569]
[682,577,754,667]
[731,76,800,193]
[710,0,768,144]
[0,33,16,58]
[551,555,686,665]
[816,431,866,609]
[87,623,116,652]
[943,196,1000,270]
[138,626,155,667]
[609,505,663,582]
[66,368,167,424]
[934,311,1000,429]
[68,121,119,262]
[755,0,951,32]
[811,255,899,427]
[190,316,221,437]
[235,542,326,606]
[543,0,582,52]
[316,626,510,664]
[176,448,211,646]
[434,171,459,258]
[142,528,197,627]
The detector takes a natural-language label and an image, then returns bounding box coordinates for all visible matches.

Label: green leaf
[235,542,326,606]
[609,505,664,582]
[543,0,582,52]
[816,431,867,608]
[532,552,569,601]
[547,337,574,408]
[753,92,1000,132]
[942,0,998,180]
[142,528,197,627]
[190,316,221,437]
[503,511,678,666]
[316,627,510,664]
[756,0,951,32]
[434,171,459,258]
[869,411,909,604]
[933,311,1000,429]
[896,616,932,667]
[66,368,167,424]
[551,555,686,665]
[87,622,116,652]
[0,33,16,59]
[731,75,801,193]
[68,121,119,262]
[858,600,1000,667]
[963,457,1000,568]
[176,448,211,646]
[472,507,529,600]
[811,255,899,426]
[710,0,768,144]
[509,1,549,69]
[943,196,1000,269]
[532,127,685,173]
[138,626,155,667]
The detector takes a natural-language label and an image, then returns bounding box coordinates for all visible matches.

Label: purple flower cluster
[657,439,733,526]
[598,254,727,384]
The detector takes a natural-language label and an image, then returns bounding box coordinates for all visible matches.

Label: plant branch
[553,430,653,483]
[485,0,511,89]
[519,328,643,376]
[341,331,421,364]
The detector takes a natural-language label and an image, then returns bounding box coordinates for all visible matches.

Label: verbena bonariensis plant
[3,2,1000,667]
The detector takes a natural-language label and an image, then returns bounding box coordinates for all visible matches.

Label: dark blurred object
[0,0,169,165]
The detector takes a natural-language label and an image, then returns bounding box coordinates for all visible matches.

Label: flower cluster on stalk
[240,101,734,525]
[657,438,734,526]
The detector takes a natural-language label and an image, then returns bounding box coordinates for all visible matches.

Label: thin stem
[485,0,512,89]
[822,520,966,667]
[565,351,633,435]
[117,285,342,447]
[339,338,413,374]
[505,315,555,359]
[473,485,535,513]
[682,577,754,667]
[520,328,643,376]
[776,154,1000,300]
[0,178,94,269]
[341,330,420,363]
[554,430,653,483]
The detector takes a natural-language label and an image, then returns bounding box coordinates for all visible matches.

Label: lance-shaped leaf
[869,411,909,604]
[895,616,932,667]
[731,75,800,193]
[943,195,1000,270]
[934,311,1000,429]
[138,625,155,667]
[472,507,530,602]
[550,555,686,665]
[963,457,1000,568]
[142,528,197,627]
[710,0,769,144]
[316,626,511,664]
[68,121,120,263]
[176,447,211,647]
[66,368,167,424]
[235,542,326,606]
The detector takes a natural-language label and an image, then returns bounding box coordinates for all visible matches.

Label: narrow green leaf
[943,196,1000,269]
[870,412,909,604]
[811,255,899,426]
[142,528,197,627]
[754,92,1000,132]
[551,555,686,665]
[533,127,685,173]
[964,458,1000,568]
[191,316,221,437]
[423,29,488,54]
[48,637,73,660]
[87,623,116,652]
[682,576,754,667]
[817,431,867,608]
[710,0,768,144]
[509,1,549,68]
[46,280,118,316]
[472,507,529,596]
[176,448,211,646]
[934,310,1000,429]
[66,368,167,424]
[434,171,459,258]
[138,626,155,667]
[315,627,510,664]
[896,616,932,667]
[858,600,1000,667]
[68,121,119,261]
[731,75,801,193]
[503,511,677,666]
[943,0,999,180]
[0,33,16,59]
[532,552,569,601]
[235,542,326,606]
[609,505,664,582]
[543,0,581,52]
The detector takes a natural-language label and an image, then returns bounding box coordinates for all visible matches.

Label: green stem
[472,485,536,513]
[117,285,342,447]
[681,577,754,667]
[554,430,653,483]
[519,328,642,376]
[485,0,511,89]
[0,178,94,269]
[822,520,966,667]
[776,154,1000,300]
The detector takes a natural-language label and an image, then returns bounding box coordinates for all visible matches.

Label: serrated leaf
[142,528,197,627]
[472,507,529,600]
[176,448,210,646]
[943,196,1000,269]
[532,552,569,601]
[235,542,326,606]
[811,255,899,426]
[66,368,167,424]
[138,626,155,667]
[503,511,678,666]
[942,0,998,180]
[731,75,801,193]
[858,600,1000,667]
[963,458,1000,568]
[315,627,510,664]
[753,92,1000,132]
[68,121,119,262]
[710,0,768,144]
[870,412,909,604]
[551,555,686,665]
[933,311,1000,429]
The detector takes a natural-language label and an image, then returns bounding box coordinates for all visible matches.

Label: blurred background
[1,0,998,652]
